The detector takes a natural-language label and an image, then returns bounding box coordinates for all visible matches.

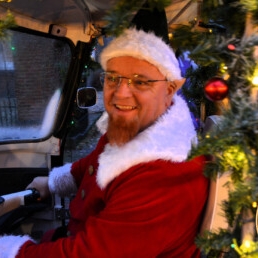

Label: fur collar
[96,94,197,189]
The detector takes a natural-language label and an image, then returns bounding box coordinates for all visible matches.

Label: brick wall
[9,32,70,125]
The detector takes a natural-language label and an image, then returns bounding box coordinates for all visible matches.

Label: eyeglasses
[99,72,168,92]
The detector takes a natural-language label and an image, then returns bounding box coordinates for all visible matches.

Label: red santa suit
[0,94,209,258]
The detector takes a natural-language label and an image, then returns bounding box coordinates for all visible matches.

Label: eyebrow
[132,74,149,79]
[105,70,117,74]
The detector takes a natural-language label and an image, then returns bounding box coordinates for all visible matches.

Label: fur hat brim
[99,28,183,84]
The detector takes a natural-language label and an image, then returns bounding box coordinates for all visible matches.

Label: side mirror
[76,87,97,108]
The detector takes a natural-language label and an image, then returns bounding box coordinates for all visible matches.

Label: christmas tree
[172,1,258,256]
[103,0,258,256]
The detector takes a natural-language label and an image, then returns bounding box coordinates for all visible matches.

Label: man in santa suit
[0,11,209,258]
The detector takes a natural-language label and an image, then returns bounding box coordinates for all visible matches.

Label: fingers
[26,176,50,200]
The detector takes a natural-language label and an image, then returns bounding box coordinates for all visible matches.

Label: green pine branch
[103,0,171,37]
[189,92,258,255]
[0,10,16,38]
[195,229,234,256]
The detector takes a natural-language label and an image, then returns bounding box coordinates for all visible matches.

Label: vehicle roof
[0,0,116,43]
[0,0,199,44]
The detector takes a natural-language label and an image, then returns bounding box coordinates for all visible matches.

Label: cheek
[155,90,171,110]
[140,95,166,121]
[153,93,171,118]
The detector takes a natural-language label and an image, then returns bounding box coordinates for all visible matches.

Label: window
[0,30,72,142]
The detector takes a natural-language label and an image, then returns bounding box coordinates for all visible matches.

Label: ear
[172,78,186,91]
[165,78,186,108]
[167,78,186,95]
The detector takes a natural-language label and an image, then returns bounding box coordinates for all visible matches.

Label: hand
[26,176,50,200]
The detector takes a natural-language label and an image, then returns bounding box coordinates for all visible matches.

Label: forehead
[106,56,163,77]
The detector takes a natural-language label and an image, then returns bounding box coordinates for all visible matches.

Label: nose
[114,78,133,96]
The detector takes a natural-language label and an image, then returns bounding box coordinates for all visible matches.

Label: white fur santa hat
[99,1,183,84]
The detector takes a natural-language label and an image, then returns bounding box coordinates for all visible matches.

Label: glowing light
[223,146,247,164]
[240,239,258,254]
[252,202,257,208]
[219,63,228,73]
[227,44,236,51]
[223,73,230,80]
[252,65,258,86]
[243,240,251,249]
[252,75,258,86]
[232,239,258,255]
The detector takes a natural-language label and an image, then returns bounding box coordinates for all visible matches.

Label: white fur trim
[96,111,108,135]
[0,235,33,258]
[100,28,182,82]
[48,163,77,197]
[96,94,196,189]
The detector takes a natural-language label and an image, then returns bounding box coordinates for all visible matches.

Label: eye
[133,79,150,86]
[106,75,119,83]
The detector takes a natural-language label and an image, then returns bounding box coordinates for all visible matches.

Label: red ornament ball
[204,77,229,101]
[227,44,236,51]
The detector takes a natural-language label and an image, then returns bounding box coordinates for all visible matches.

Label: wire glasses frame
[99,72,168,92]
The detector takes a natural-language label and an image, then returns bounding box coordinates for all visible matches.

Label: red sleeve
[17,156,208,258]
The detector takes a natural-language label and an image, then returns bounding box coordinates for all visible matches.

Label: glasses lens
[100,73,121,89]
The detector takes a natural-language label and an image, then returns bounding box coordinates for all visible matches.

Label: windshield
[0,29,72,143]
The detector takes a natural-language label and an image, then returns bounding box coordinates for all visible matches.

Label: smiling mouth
[115,104,137,110]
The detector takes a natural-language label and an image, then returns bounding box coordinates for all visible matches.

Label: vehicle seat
[200,172,231,234]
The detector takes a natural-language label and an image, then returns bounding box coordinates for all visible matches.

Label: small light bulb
[252,75,258,86]
[243,240,251,249]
